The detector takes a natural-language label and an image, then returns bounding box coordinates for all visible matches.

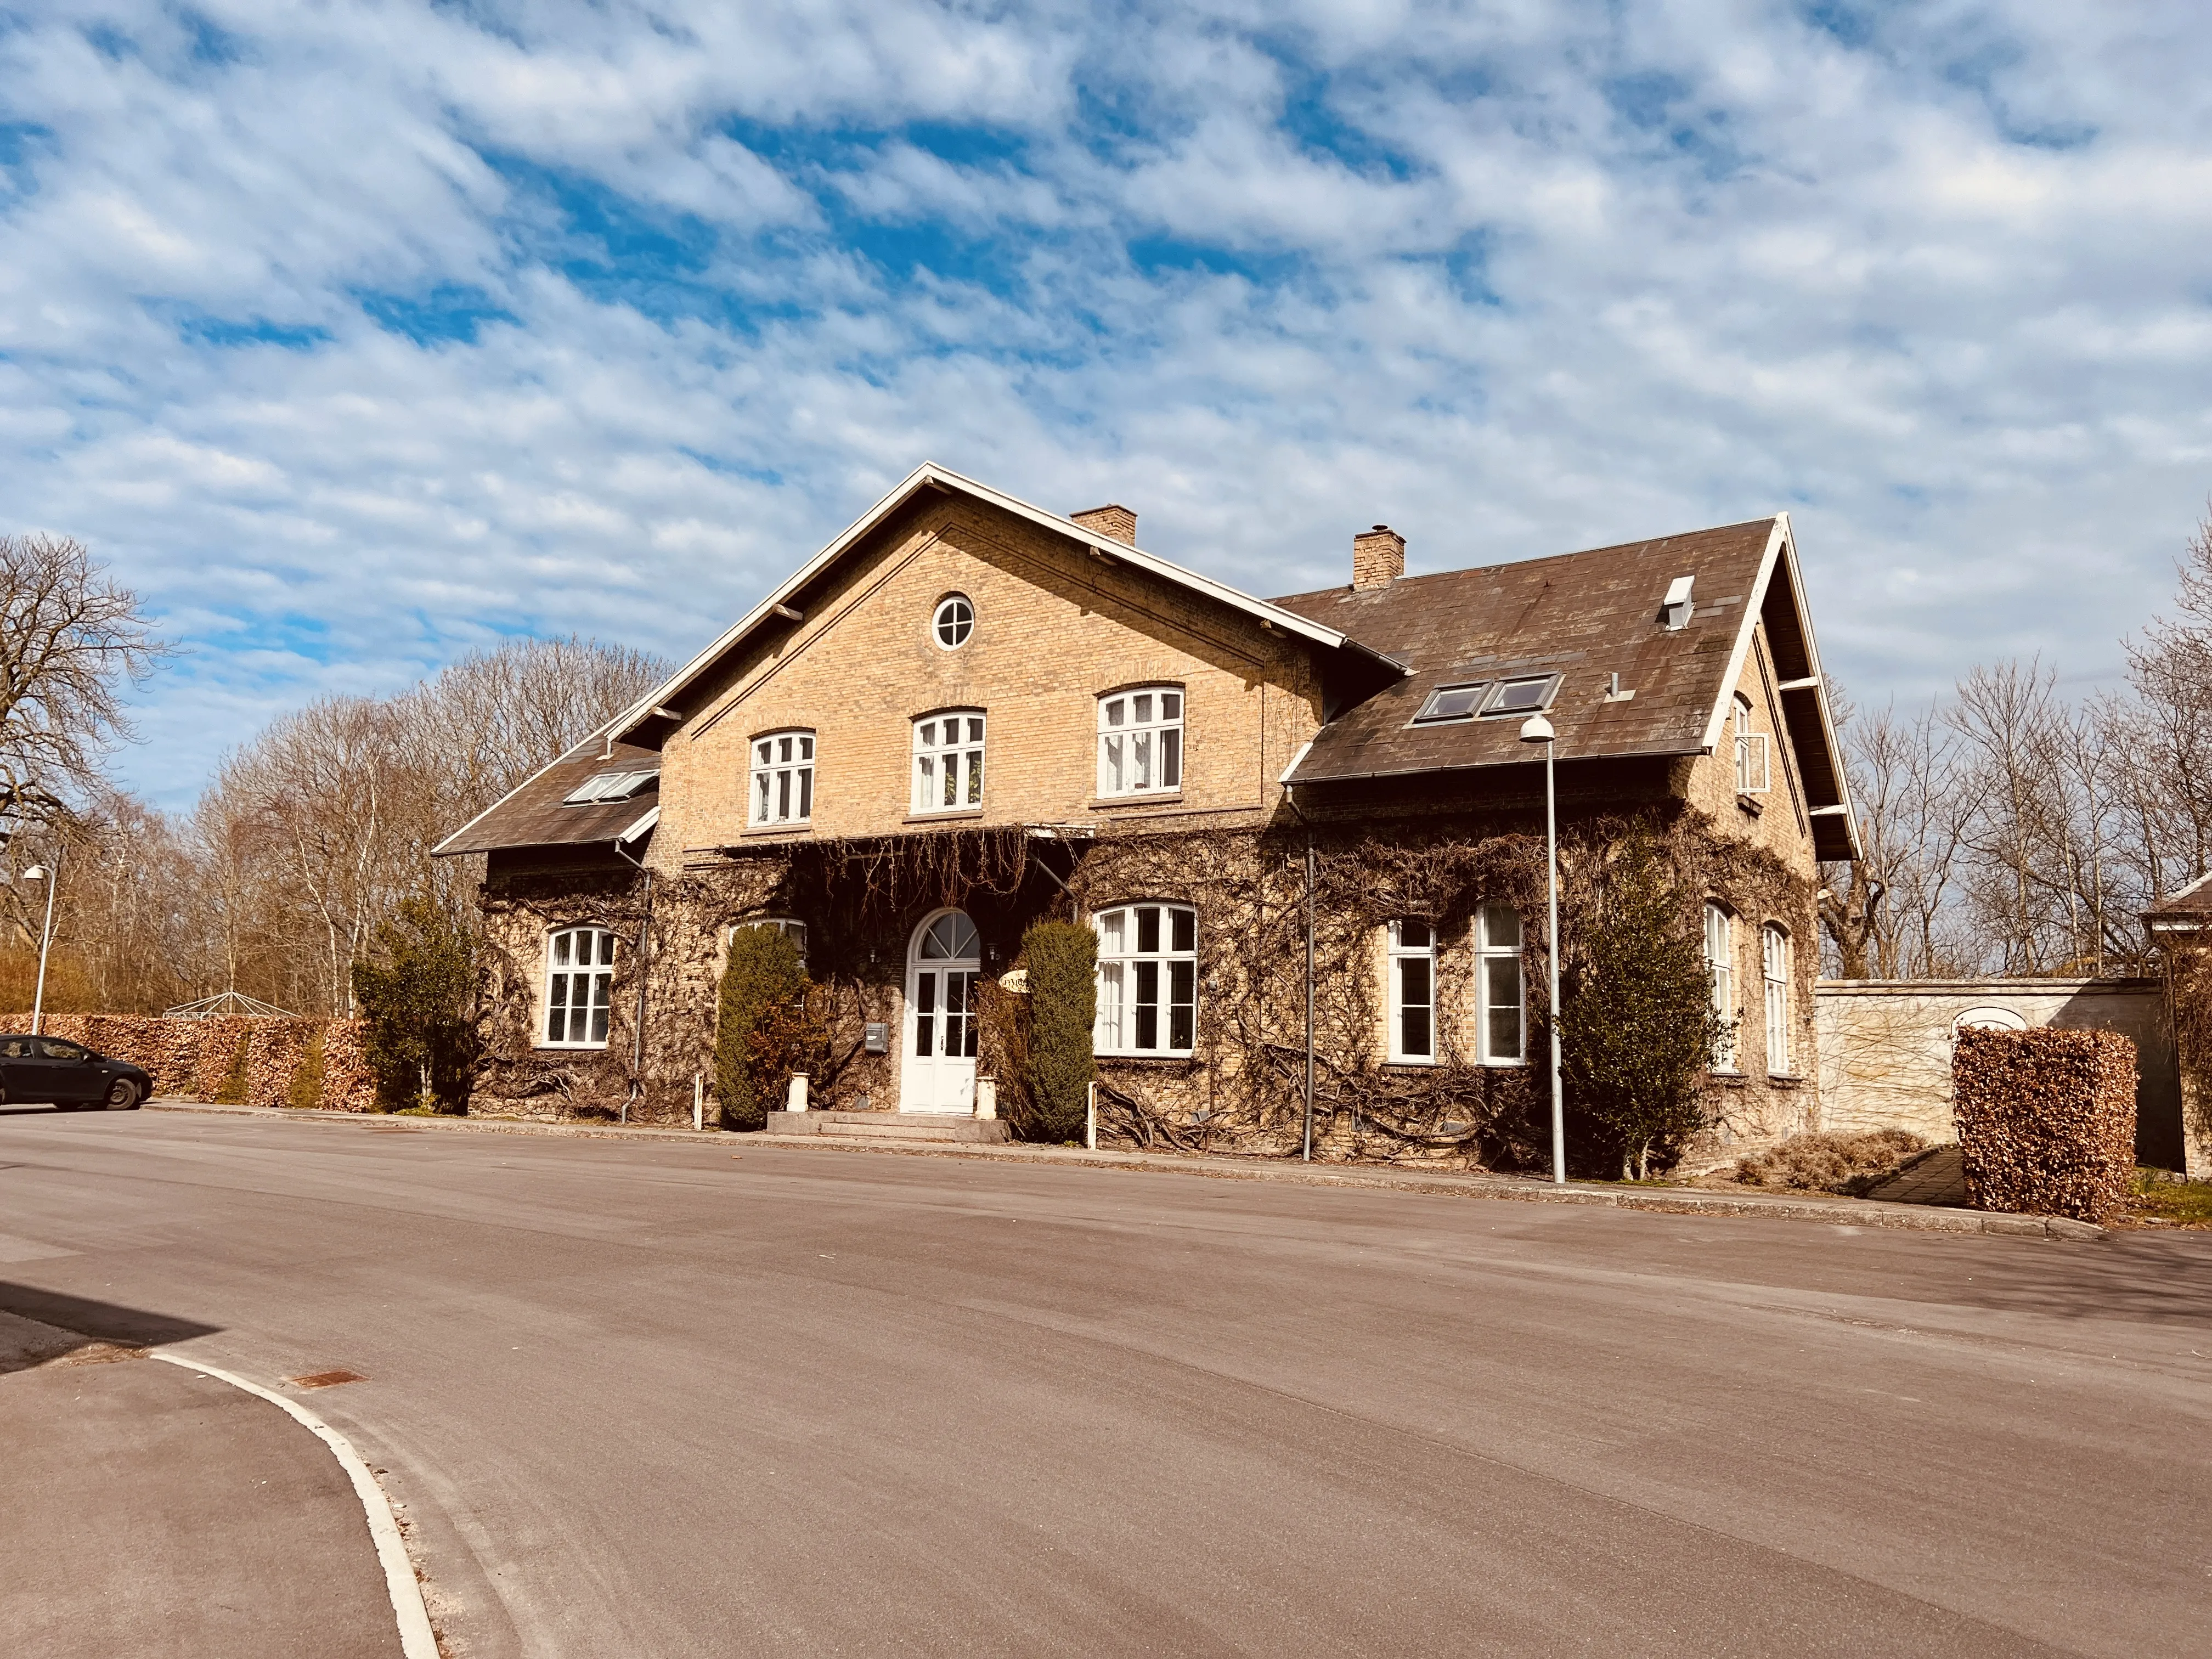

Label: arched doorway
[902,910,980,1113]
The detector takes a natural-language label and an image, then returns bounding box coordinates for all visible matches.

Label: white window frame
[1093,902,1198,1057]
[932,593,974,650]
[749,730,815,827]
[1097,686,1184,797]
[543,926,616,1049]
[1705,904,1739,1073]
[1476,906,1526,1065]
[1734,695,1770,795]
[1386,921,1437,1064]
[730,917,807,972]
[1763,924,1793,1076]
[912,710,985,815]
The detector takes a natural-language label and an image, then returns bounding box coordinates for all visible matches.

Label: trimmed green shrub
[351,896,480,1113]
[1558,831,1724,1179]
[288,1029,326,1110]
[716,924,805,1129]
[216,1030,251,1104]
[1020,921,1096,1143]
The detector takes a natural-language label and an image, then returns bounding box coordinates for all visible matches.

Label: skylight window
[562,768,659,806]
[1411,683,1488,725]
[1481,675,1561,717]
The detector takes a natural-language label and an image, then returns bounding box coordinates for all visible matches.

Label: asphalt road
[2,1109,2207,1657]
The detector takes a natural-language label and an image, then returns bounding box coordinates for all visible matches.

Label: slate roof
[2142,871,2212,929]
[433,740,661,857]
[1271,516,1857,860]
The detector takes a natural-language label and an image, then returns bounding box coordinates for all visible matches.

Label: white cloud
[3,1,2210,805]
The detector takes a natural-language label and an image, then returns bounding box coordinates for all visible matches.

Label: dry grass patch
[1729,1129,1930,1196]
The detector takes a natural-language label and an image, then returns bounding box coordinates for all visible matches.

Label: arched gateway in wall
[902,910,980,1113]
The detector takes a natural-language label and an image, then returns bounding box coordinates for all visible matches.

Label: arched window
[750,731,815,826]
[1097,686,1183,796]
[1477,906,1526,1064]
[1704,904,1738,1073]
[1387,921,1435,1063]
[1093,903,1196,1056]
[544,927,615,1048]
[913,710,985,814]
[1763,925,1793,1075]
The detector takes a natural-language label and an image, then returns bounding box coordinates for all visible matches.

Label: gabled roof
[2143,870,2212,932]
[432,740,661,857]
[604,461,1397,746]
[1271,515,1860,860]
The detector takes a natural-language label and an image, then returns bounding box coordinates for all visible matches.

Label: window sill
[1384,1058,1437,1070]
[1088,792,1184,810]
[741,822,813,839]
[1736,793,1766,817]
[904,807,985,825]
[1767,1072,1805,1087]
[1479,1058,1529,1069]
[534,1043,611,1054]
[1098,1052,1198,1066]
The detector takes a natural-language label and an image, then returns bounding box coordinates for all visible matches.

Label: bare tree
[1822,696,1970,978]
[0,533,167,808]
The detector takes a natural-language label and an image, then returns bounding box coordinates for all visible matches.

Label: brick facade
[457,471,1846,1171]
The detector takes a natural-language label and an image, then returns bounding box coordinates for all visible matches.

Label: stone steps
[761,1110,1012,1144]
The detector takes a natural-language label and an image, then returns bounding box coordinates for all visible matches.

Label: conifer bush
[1557,831,1724,1179]
[716,924,806,1129]
[1019,921,1096,1143]
[351,896,480,1112]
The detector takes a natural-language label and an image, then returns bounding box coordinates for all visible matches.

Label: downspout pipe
[1282,778,1316,1163]
[612,836,655,1126]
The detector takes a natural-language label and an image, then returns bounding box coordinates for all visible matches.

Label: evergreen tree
[1020,921,1096,1142]
[1558,832,1724,1178]
[350,896,479,1112]
[715,924,805,1129]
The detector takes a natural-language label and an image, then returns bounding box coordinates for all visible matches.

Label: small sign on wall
[864,1022,889,1053]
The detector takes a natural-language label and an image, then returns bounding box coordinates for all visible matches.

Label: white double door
[902,911,980,1113]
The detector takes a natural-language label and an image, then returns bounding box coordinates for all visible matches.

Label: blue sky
[4,2,2210,806]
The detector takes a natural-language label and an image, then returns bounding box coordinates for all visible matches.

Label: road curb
[142,1099,2104,1240]
[149,1352,439,1659]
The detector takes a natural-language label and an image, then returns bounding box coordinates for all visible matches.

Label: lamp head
[21,866,47,881]
[1518,714,1555,745]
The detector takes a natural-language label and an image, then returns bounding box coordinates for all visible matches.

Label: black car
[0,1034,150,1109]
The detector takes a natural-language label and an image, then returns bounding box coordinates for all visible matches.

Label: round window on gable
[933,593,974,650]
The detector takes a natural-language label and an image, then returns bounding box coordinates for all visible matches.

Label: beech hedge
[1,1013,377,1113]
[1953,1026,2136,1222]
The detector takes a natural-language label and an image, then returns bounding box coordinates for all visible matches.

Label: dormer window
[1097,687,1183,795]
[562,767,658,805]
[1411,683,1487,725]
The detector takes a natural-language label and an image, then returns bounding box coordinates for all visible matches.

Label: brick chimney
[1352,524,1405,590]
[1072,504,1137,545]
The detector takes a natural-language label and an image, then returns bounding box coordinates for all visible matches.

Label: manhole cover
[286,1369,365,1389]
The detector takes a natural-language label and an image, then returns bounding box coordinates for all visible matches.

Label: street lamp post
[23,853,57,1036]
[1519,714,1566,1184]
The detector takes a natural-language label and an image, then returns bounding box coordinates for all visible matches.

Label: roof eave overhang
[1288,744,1699,788]
[1695,514,1861,861]
[607,462,1384,746]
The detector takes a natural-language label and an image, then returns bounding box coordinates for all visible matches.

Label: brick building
[436,464,1857,1167]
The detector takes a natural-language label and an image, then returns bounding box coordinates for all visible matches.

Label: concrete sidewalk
[146,1098,2104,1240]
[0,1311,401,1658]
